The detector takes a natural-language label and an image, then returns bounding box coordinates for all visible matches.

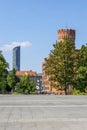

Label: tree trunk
[64,85,68,95]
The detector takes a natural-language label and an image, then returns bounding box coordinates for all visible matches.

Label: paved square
[0,95,87,130]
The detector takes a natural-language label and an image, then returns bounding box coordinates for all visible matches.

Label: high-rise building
[13,46,20,71]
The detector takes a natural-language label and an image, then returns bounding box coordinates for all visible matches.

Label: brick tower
[58,29,76,43]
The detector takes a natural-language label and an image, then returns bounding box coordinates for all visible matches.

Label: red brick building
[58,29,75,43]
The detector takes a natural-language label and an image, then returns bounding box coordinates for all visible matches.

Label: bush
[72,88,87,95]
[72,88,80,95]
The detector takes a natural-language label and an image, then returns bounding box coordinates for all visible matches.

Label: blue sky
[0,0,87,73]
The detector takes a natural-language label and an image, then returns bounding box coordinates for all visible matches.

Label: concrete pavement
[0,95,87,130]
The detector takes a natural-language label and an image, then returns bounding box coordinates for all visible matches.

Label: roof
[16,71,37,76]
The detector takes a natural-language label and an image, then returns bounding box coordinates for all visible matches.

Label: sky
[0,0,87,73]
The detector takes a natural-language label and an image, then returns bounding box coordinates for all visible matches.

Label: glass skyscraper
[13,46,20,71]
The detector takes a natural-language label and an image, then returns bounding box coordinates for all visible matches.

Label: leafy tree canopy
[44,38,76,94]
[76,45,87,92]
[7,68,20,92]
[0,52,9,92]
[20,74,36,94]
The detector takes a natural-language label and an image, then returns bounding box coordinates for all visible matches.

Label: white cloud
[0,41,32,51]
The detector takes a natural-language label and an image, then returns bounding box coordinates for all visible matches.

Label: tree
[0,52,9,93]
[19,73,36,94]
[7,68,20,92]
[76,45,87,92]
[44,38,76,94]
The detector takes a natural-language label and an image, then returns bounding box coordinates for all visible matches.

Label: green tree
[0,52,9,93]
[20,74,36,94]
[76,45,87,92]
[7,68,20,92]
[44,38,76,94]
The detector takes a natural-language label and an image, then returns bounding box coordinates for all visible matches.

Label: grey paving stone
[0,95,87,130]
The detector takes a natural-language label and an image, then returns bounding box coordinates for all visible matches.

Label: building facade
[13,46,20,71]
[58,29,75,43]
[42,29,76,94]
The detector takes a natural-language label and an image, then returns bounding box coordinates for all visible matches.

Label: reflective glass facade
[13,46,20,71]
